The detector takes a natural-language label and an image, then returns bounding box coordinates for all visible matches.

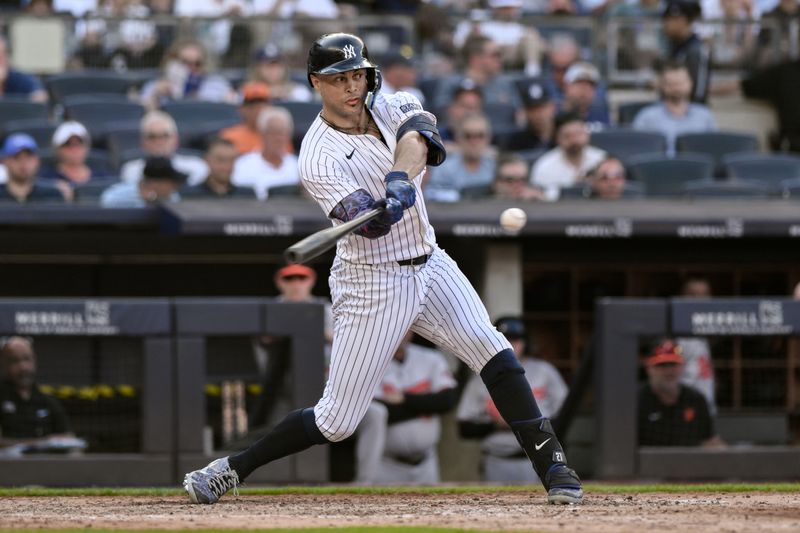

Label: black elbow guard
[396,114,447,167]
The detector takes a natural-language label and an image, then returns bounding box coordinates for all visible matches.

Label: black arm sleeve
[459,420,496,439]
[381,388,459,424]
[396,113,447,167]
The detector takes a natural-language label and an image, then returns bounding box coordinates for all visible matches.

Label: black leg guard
[229,407,328,480]
[480,349,542,422]
[511,417,583,504]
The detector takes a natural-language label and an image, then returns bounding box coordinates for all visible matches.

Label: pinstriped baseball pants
[314,246,511,442]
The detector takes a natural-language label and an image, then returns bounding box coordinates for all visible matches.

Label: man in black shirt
[638,339,724,447]
[180,138,257,199]
[741,60,800,152]
[662,1,711,104]
[0,134,66,204]
[0,336,78,453]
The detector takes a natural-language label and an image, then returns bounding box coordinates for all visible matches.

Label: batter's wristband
[385,171,409,183]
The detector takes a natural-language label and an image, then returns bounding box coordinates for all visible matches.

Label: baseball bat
[284,206,385,264]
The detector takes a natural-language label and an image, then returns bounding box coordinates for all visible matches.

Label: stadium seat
[675,132,760,175]
[460,184,493,199]
[1,119,56,148]
[484,102,518,135]
[418,77,442,105]
[274,101,322,148]
[516,147,548,168]
[617,101,655,125]
[626,153,714,197]
[722,153,800,191]
[267,184,302,198]
[106,127,143,169]
[780,178,800,198]
[162,101,240,126]
[179,119,241,151]
[559,182,645,199]
[45,72,132,102]
[590,129,667,161]
[0,99,48,126]
[682,178,771,198]
[72,180,119,203]
[64,101,145,146]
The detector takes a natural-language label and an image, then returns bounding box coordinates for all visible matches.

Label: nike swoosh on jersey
[346,148,355,159]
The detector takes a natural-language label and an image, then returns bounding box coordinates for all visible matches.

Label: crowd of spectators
[0,0,798,205]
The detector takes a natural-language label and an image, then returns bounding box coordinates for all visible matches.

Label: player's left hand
[385,171,416,210]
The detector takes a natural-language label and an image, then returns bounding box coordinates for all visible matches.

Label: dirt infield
[1,491,798,532]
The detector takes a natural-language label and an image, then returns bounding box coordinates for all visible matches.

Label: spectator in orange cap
[220,81,272,154]
[638,338,724,448]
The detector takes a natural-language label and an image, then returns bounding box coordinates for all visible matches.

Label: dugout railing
[593,297,800,480]
[0,297,326,487]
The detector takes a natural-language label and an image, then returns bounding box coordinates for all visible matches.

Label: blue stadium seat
[781,178,800,198]
[722,153,800,191]
[45,72,132,102]
[162,101,240,130]
[626,153,714,197]
[590,129,667,162]
[275,101,322,146]
[484,102,518,135]
[460,184,493,199]
[676,132,760,175]
[64,101,145,146]
[617,101,655,125]
[0,99,48,126]
[267,184,302,198]
[1,118,56,148]
[559,182,644,199]
[682,179,771,198]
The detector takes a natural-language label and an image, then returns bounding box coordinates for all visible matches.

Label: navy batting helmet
[495,316,526,340]
[307,33,381,93]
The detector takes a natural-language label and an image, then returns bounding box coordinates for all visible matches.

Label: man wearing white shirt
[120,111,209,186]
[232,107,299,200]
[530,112,606,201]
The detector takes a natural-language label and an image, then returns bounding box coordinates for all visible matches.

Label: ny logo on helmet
[342,44,356,59]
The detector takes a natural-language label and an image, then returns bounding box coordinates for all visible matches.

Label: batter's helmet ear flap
[366,69,382,109]
[369,68,382,94]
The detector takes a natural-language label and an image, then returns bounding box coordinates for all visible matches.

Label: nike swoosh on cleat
[534,437,551,451]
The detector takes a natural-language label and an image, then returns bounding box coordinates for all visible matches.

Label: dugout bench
[0,298,326,487]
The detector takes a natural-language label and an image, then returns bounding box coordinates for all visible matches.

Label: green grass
[0,482,797,498]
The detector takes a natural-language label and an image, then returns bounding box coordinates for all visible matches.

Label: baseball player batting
[183,33,583,505]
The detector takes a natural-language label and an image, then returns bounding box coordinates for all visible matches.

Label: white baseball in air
[499,207,527,232]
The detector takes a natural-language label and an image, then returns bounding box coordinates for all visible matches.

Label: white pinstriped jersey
[298,91,437,265]
[302,89,511,444]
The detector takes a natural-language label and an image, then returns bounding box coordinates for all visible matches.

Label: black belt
[397,254,429,266]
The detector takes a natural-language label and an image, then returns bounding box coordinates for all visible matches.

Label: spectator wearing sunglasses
[424,113,496,202]
[120,111,209,186]
[585,156,629,200]
[141,39,236,111]
[491,153,544,200]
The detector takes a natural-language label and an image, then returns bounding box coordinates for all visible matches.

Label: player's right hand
[373,197,404,225]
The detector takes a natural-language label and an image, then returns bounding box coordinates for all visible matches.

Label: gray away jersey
[299,92,437,265]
